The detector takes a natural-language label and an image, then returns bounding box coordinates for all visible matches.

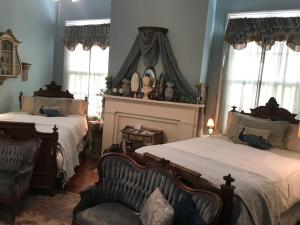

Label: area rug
[0,192,79,225]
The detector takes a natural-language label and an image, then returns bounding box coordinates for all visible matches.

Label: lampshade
[207,118,214,127]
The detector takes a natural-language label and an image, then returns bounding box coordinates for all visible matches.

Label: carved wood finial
[53,125,58,133]
[231,105,237,112]
[223,174,235,187]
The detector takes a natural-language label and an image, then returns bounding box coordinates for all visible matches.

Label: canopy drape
[113,27,194,97]
[225,17,300,51]
[63,24,110,51]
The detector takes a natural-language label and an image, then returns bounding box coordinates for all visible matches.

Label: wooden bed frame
[129,97,299,225]
[127,152,235,225]
[0,81,80,196]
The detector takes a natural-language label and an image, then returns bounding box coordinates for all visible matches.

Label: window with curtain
[219,13,300,131]
[63,19,110,117]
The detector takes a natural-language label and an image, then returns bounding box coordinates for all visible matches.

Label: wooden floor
[66,158,99,194]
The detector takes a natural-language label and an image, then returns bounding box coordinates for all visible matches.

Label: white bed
[137,136,300,225]
[0,112,88,183]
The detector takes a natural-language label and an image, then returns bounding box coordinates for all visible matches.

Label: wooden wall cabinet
[0,29,21,84]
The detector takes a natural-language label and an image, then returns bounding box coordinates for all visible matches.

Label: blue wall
[206,0,300,118]
[53,0,111,84]
[109,0,212,86]
[0,0,56,113]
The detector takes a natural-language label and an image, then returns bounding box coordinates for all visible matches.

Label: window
[219,12,300,130]
[63,19,110,117]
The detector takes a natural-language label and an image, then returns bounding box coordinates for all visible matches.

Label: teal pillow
[173,193,206,225]
[39,106,61,117]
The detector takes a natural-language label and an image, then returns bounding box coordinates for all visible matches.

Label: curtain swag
[112,28,195,97]
[63,24,110,51]
[224,17,300,51]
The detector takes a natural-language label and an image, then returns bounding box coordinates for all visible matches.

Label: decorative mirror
[143,67,156,88]
[131,72,140,97]
[0,29,22,84]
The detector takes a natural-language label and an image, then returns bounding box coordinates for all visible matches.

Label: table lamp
[207,118,215,136]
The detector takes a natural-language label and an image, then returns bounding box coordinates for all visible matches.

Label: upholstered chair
[73,153,223,225]
[0,131,41,224]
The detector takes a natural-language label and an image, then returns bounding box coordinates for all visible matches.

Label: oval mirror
[143,67,156,88]
[131,72,140,97]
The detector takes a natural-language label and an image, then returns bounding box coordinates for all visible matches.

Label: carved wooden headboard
[33,81,74,99]
[19,81,74,109]
[232,97,299,124]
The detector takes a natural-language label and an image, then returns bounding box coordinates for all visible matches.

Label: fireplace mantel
[102,95,205,151]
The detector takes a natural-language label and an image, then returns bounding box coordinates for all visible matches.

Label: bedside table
[87,120,103,158]
[121,126,164,152]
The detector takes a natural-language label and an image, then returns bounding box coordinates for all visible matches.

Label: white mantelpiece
[102,95,205,151]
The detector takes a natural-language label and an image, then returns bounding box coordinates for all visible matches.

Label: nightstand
[121,126,164,152]
[87,120,103,158]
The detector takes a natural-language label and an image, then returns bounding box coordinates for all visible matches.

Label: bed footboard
[128,152,235,225]
[0,121,59,195]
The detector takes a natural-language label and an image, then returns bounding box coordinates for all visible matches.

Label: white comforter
[0,112,88,182]
[137,136,300,225]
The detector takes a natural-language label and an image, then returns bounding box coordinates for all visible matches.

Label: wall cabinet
[0,29,21,84]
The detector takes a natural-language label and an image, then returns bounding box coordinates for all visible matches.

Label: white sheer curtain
[63,44,109,117]
[259,42,300,112]
[220,41,300,131]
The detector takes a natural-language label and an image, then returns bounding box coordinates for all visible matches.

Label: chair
[73,153,223,225]
[0,131,41,224]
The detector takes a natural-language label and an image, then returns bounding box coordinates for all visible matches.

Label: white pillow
[20,96,35,113]
[240,116,289,148]
[284,124,300,153]
[68,99,88,116]
[33,97,71,116]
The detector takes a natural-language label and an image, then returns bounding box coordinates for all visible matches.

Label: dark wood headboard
[19,81,74,109]
[232,97,299,124]
[33,81,73,99]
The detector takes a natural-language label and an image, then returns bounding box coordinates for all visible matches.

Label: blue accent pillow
[173,193,206,225]
[39,106,61,117]
[238,127,271,150]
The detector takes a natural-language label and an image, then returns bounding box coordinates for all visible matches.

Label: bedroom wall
[206,0,300,121]
[109,0,213,86]
[0,0,56,113]
[53,0,111,84]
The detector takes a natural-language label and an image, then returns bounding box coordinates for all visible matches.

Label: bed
[0,81,88,195]
[136,97,300,225]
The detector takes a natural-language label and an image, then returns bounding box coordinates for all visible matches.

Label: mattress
[0,112,88,183]
[136,136,300,225]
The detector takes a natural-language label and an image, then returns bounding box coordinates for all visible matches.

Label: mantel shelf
[104,95,205,109]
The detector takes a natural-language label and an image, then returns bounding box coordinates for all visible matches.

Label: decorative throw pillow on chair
[140,188,174,225]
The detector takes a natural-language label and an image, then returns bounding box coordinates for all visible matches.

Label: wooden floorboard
[65,158,99,194]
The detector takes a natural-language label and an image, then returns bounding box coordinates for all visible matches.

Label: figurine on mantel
[141,75,154,100]
[122,79,131,97]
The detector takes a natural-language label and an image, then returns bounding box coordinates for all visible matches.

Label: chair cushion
[0,171,14,201]
[76,202,142,225]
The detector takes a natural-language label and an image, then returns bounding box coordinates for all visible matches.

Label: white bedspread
[0,112,88,182]
[136,136,300,225]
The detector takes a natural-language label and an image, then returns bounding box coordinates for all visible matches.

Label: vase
[165,85,174,101]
